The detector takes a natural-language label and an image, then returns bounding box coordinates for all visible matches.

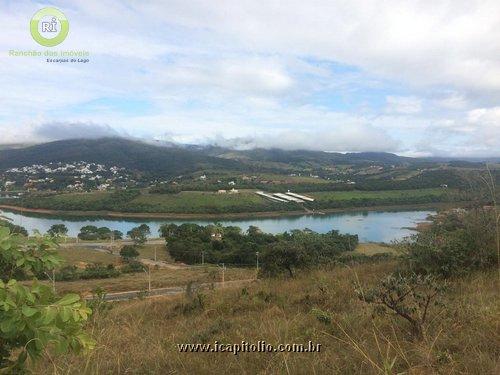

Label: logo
[30,7,69,47]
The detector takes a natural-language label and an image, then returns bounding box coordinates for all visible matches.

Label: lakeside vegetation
[4,187,456,215]
[160,223,358,271]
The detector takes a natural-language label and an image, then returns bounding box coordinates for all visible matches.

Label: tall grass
[32,261,499,374]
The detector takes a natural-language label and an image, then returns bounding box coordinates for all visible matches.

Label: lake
[0,209,434,243]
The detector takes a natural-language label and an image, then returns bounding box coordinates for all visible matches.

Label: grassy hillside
[32,261,499,374]
[0,138,243,177]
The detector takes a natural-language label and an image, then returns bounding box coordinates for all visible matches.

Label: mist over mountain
[0,138,495,178]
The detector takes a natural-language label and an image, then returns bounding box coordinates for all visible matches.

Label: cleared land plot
[130,191,269,212]
[56,247,119,266]
[309,188,448,202]
[44,266,255,294]
[354,243,399,255]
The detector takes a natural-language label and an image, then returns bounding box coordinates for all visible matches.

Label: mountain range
[0,137,491,177]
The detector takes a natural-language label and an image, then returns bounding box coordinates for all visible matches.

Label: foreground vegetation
[1,171,498,373]
[23,204,499,374]
[31,262,498,374]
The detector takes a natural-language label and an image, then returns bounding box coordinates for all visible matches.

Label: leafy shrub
[120,245,139,260]
[399,208,497,277]
[0,226,94,371]
[80,263,120,279]
[121,260,146,273]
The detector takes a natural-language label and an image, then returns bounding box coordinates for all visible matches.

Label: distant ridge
[0,138,242,177]
[0,137,491,177]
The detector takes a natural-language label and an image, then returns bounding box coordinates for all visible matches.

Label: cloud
[206,126,400,153]
[0,1,499,157]
[385,96,422,114]
[135,0,500,93]
[33,122,124,141]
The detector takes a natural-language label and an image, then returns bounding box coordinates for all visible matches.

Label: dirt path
[91,279,257,302]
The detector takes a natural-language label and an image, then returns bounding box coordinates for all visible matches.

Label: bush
[399,208,497,277]
[357,273,446,340]
[120,245,139,260]
[81,263,120,279]
[0,227,94,371]
[121,260,145,273]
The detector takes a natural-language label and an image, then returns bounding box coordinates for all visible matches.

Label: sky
[1,0,499,157]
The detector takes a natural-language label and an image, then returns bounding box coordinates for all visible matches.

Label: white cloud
[434,93,468,110]
[0,1,499,157]
[385,96,422,114]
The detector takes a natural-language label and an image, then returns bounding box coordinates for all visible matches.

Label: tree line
[159,223,359,276]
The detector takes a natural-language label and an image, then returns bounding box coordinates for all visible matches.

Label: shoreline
[0,202,462,221]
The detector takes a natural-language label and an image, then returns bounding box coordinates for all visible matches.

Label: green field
[309,188,448,202]
[8,187,455,215]
[56,247,119,266]
[131,190,268,211]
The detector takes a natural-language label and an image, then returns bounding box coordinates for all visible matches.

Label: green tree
[47,224,68,237]
[78,225,99,241]
[399,208,497,277]
[0,226,94,371]
[120,245,139,260]
[137,224,151,236]
[112,230,123,240]
[127,226,148,246]
[260,241,308,277]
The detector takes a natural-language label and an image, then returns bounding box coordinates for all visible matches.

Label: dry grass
[355,243,398,256]
[55,247,120,266]
[47,266,254,295]
[136,244,172,262]
[32,261,499,374]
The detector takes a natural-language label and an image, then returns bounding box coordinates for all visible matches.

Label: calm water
[0,209,434,243]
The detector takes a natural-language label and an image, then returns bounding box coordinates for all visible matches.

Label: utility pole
[148,266,151,292]
[201,250,205,265]
[154,246,157,262]
[144,265,151,293]
[256,251,259,279]
[219,263,225,285]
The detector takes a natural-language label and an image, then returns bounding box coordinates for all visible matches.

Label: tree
[112,230,123,240]
[0,226,94,371]
[357,273,445,341]
[260,242,308,277]
[47,224,68,237]
[159,223,178,240]
[96,227,112,240]
[0,219,28,237]
[137,224,151,236]
[127,226,148,246]
[78,225,99,241]
[399,208,497,277]
[120,245,139,260]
